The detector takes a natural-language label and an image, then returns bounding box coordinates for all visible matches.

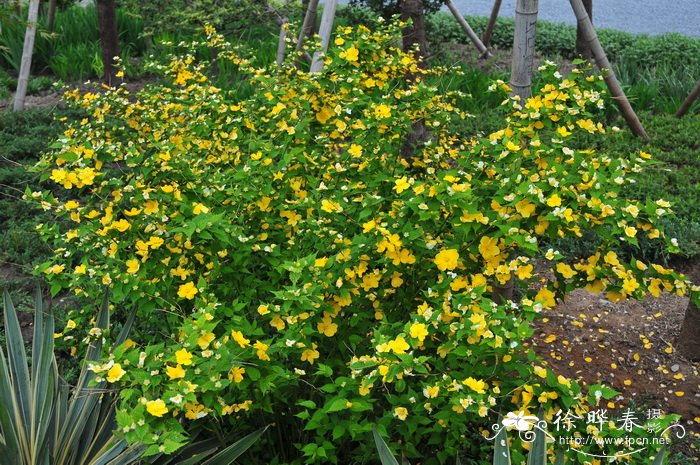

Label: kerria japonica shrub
[31,21,693,464]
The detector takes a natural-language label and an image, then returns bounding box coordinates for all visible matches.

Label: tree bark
[13,0,40,112]
[677,300,700,361]
[310,0,337,72]
[400,0,429,65]
[95,0,120,85]
[510,0,538,100]
[575,0,593,59]
[675,79,700,118]
[482,0,502,48]
[46,0,57,32]
[446,0,491,58]
[569,0,648,141]
[295,0,319,61]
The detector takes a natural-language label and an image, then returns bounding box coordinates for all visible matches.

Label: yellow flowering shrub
[33,22,692,462]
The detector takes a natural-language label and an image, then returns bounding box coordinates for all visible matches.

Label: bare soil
[531,276,700,454]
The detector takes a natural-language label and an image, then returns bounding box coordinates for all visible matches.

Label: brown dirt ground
[530,281,700,457]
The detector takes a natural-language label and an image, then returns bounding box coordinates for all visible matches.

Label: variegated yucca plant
[0,290,265,465]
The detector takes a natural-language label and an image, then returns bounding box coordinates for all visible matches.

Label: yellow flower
[434,249,459,271]
[409,322,428,343]
[515,199,536,217]
[393,176,411,194]
[316,106,333,124]
[106,363,126,383]
[387,336,410,354]
[175,348,193,365]
[321,199,342,213]
[535,288,556,308]
[423,385,440,398]
[257,304,270,315]
[143,200,159,215]
[146,399,168,417]
[253,341,270,361]
[231,330,250,347]
[166,364,186,380]
[301,344,320,364]
[229,366,245,383]
[344,46,359,62]
[555,263,576,279]
[393,406,408,420]
[197,332,215,349]
[546,194,562,207]
[556,125,572,137]
[125,258,140,274]
[317,315,338,337]
[374,104,391,119]
[193,202,210,215]
[478,236,500,261]
[147,236,164,249]
[178,282,198,300]
[347,144,363,157]
[463,377,487,394]
[505,140,520,152]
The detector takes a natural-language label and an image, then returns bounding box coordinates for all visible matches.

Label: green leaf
[526,411,547,465]
[492,421,511,465]
[652,445,666,465]
[373,426,400,465]
[297,400,316,409]
[201,426,269,465]
[326,398,349,413]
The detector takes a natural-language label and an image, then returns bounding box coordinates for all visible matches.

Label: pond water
[448,0,700,37]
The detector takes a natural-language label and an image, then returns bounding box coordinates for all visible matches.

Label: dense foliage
[31,21,693,464]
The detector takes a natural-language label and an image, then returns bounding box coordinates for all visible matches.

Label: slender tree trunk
[400,0,429,64]
[310,0,337,72]
[276,17,289,66]
[569,0,648,141]
[675,79,700,118]
[575,0,593,59]
[14,0,20,16]
[510,0,538,100]
[677,300,700,361]
[95,0,120,85]
[295,0,319,60]
[302,0,317,39]
[446,0,491,58]
[482,0,502,48]
[46,0,57,32]
[13,0,40,112]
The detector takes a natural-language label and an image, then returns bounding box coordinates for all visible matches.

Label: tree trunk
[575,0,593,59]
[310,0,337,72]
[95,0,120,85]
[400,0,429,65]
[569,0,648,141]
[446,0,491,58]
[677,300,700,361]
[13,0,40,112]
[295,0,319,60]
[482,0,502,48]
[510,0,538,100]
[675,79,700,118]
[46,0,57,32]
[276,17,289,66]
